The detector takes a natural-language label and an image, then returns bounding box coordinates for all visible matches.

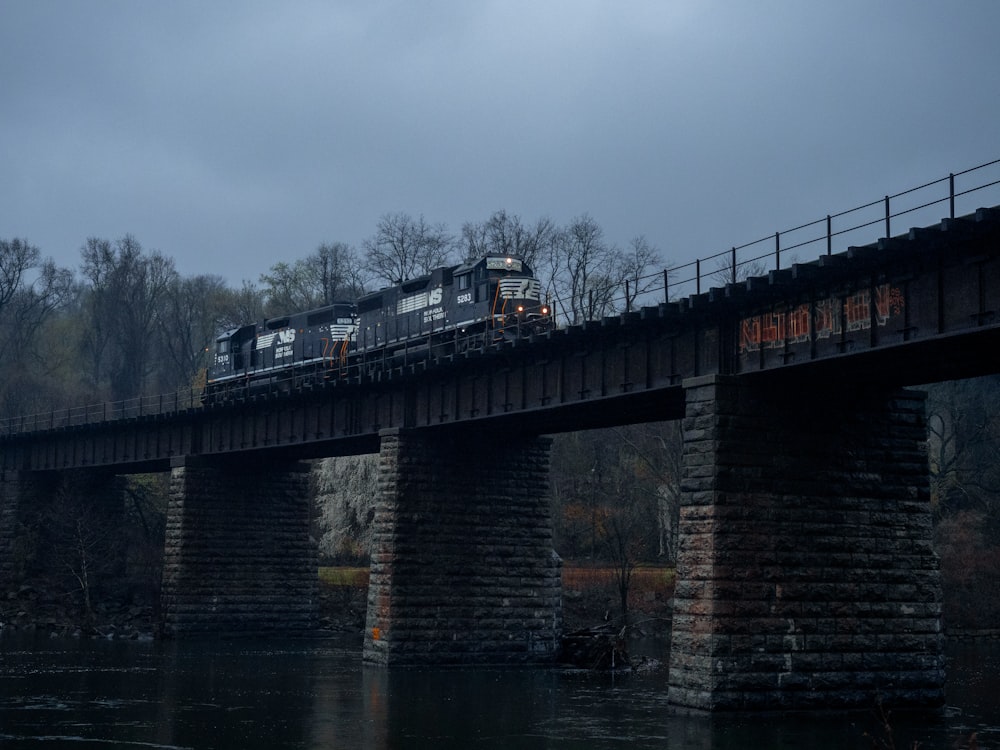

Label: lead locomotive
[206,255,551,397]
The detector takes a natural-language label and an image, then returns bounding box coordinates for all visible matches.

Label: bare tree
[79,235,178,400]
[620,235,664,311]
[363,213,454,285]
[0,239,73,332]
[711,252,768,287]
[314,455,379,562]
[0,239,75,417]
[460,210,556,270]
[546,215,622,324]
[159,274,230,390]
[216,280,267,331]
[260,242,367,314]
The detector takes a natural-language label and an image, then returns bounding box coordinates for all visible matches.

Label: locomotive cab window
[217,340,229,354]
[457,273,471,290]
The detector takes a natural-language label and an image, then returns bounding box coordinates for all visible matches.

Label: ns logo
[428,287,443,306]
[278,328,296,344]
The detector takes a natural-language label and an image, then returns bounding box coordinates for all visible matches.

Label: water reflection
[0,632,998,749]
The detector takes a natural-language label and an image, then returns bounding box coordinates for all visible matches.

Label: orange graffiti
[739,283,904,354]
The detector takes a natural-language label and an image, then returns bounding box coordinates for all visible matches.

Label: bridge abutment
[668,375,944,711]
[364,429,561,665]
[161,458,317,637]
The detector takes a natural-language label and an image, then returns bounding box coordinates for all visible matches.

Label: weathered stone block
[668,377,943,712]
[363,430,561,666]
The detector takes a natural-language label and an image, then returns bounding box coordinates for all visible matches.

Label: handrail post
[731,247,737,283]
[774,232,780,271]
[884,195,891,239]
[826,215,832,255]
[696,259,701,295]
[625,279,631,313]
[663,268,669,304]
[949,173,955,219]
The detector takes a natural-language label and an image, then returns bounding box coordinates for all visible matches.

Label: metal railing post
[696,259,701,295]
[663,268,669,303]
[731,247,737,282]
[884,195,891,238]
[826,215,832,255]
[775,232,781,271]
[949,173,955,219]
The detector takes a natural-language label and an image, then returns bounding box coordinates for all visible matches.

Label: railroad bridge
[2,197,1000,711]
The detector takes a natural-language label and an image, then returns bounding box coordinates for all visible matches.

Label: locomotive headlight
[516,305,524,313]
[541,305,550,315]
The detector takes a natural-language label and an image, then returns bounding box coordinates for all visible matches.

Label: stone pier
[668,375,944,711]
[161,457,317,636]
[364,429,561,665]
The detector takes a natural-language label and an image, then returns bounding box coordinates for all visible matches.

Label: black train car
[203,254,550,398]
[355,255,550,356]
[206,302,357,396]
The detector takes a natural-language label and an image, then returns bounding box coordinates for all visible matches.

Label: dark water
[1,632,998,750]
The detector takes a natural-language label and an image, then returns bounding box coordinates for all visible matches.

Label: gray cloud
[2,0,999,284]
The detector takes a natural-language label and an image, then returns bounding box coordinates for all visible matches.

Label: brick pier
[668,375,944,710]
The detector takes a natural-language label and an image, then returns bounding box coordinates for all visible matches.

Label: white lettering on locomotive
[498,278,540,300]
[422,307,446,324]
[256,328,296,350]
[397,287,444,314]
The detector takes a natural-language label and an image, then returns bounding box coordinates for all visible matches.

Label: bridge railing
[0,387,204,437]
[615,157,1000,312]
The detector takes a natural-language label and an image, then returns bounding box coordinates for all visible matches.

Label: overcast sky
[2,1,999,288]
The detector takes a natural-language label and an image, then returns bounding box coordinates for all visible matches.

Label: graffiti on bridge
[739,284,905,354]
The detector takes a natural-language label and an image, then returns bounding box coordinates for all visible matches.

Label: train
[205,254,552,398]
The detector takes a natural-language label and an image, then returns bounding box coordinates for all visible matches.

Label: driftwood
[560,624,630,670]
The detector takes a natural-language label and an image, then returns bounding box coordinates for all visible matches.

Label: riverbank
[1,564,675,641]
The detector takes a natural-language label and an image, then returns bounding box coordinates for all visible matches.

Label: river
[1,633,997,749]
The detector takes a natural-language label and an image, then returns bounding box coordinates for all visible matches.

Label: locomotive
[205,254,551,397]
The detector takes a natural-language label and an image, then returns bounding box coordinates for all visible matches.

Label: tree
[260,242,367,315]
[0,238,75,418]
[927,376,1000,522]
[546,215,642,324]
[710,252,768,288]
[216,280,267,332]
[460,210,556,270]
[363,213,454,285]
[313,455,379,562]
[620,235,664,311]
[926,375,1000,630]
[158,274,230,390]
[79,235,178,401]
